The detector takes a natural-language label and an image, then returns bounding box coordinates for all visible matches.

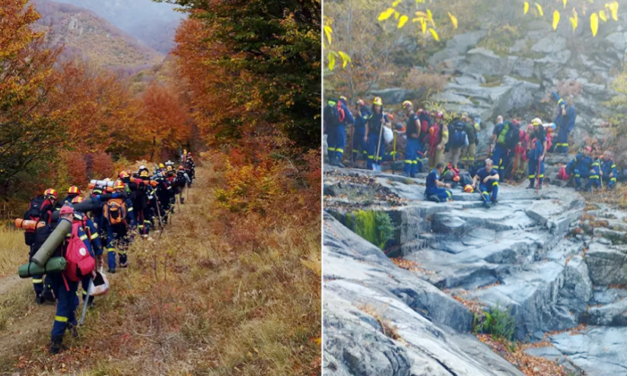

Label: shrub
[474,303,516,341]
[89,151,114,179]
[344,210,394,250]
[403,68,449,103]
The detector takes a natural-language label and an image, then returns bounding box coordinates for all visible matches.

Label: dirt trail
[0,275,25,296]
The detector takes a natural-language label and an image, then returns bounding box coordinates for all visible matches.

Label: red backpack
[558,166,570,181]
[63,221,95,284]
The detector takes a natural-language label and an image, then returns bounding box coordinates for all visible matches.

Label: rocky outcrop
[324,166,627,375]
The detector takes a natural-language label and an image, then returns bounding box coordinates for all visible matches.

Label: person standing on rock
[364,97,390,170]
[461,113,479,169]
[527,118,547,190]
[490,117,509,182]
[352,99,369,164]
[428,111,448,170]
[323,97,353,168]
[447,114,468,170]
[425,163,452,202]
[402,100,421,178]
[600,151,618,190]
[552,92,577,154]
[472,158,499,207]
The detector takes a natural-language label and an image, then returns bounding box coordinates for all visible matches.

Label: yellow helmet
[140,170,149,178]
[402,100,413,108]
[531,118,543,126]
[464,184,474,193]
[114,180,125,190]
[159,163,165,168]
[373,97,383,106]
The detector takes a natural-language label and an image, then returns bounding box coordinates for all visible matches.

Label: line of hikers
[19,152,195,355]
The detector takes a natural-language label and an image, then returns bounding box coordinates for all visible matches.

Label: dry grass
[0,227,28,278]
[4,164,321,376]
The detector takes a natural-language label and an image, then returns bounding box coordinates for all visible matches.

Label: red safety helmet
[71,196,84,204]
[44,188,58,199]
[434,111,444,119]
[119,171,129,179]
[114,180,125,190]
[67,186,80,195]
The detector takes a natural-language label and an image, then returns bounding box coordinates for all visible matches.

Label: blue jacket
[354,107,370,131]
[566,153,593,174]
[324,100,354,128]
[553,94,577,133]
[600,158,617,177]
[426,169,440,189]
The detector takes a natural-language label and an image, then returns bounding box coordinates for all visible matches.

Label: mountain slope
[33,0,164,70]
[47,0,183,54]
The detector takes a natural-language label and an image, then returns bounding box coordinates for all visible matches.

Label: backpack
[417,110,432,141]
[450,120,468,148]
[324,101,345,127]
[103,198,127,226]
[558,166,570,181]
[63,221,95,283]
[24,196,51,246]
[504,122,520,149]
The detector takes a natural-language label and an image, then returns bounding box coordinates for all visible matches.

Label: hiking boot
[538,183,543,190]
[526,181,535,189]
[483,201,491,208]
[107,268,116,274]
[492,199,498,205]
[410,173,417,178]
[36,294,45,305]
[120,262,128,268]
[428,195,441,203]
[336,158,346,168]
[49,337,63,355]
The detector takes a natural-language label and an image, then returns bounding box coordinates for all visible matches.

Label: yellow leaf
[421,18,427,34]
[323,26,332,45]
[416,0,425,3]
[398,15,409,28]
[599,10,608,22]
[378,8,395,21]
[535,3,544,16]
[553,10,560,30]
[609,2,619,21]
[328,52,336,71]
[448,12,458,29]
[429,28,440,41]
[338,51,351,68]
[570,9,578,32]
[524,2,529,15]
[392,0,402,7]
[563,0,567,9]
[427,9,435,27]
[590,13,598,36]
[394,11,400,20]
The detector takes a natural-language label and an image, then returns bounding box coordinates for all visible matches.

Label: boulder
[531,34,567,54]
[428,30,488,66]
[580,298,627,326]
[585,243,627,286]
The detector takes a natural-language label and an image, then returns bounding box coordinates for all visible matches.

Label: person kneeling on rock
[473,158,499,207]
[425,163,452,203]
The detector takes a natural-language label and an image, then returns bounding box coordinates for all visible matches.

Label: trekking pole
[536,157,541,196]
[392,131,397,174]
[374,123,384,172]
[79,277,93,325]
[350,124,355,163]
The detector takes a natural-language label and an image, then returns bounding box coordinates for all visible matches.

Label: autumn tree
[0,0,65,191]
[161,0,321,151]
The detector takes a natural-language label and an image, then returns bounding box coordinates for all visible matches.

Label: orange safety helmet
[113,180,125,190]
[119,171,129,179]
[71,196,84,204]
[67,186,80,195]
[453,176,460,182]
[44,188,58,199]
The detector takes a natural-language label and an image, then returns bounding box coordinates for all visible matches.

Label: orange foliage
[61,151,87,186]
[89,151,114,179]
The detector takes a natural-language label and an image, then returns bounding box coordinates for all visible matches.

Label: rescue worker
[447,114,467,169]
[425,163,453,203]
[49,205,90,354]
[566,146,594,191]
[175,166,191,204]
[588,155,602,191]
[61,186,81,205]
[600,151,618,190]
[552,92,577,154]
[513,124,532,180]
[490,116,512,182]
[472,158,500,207]
[155,172,173,224]
[364,97,390,171]
[25,188,57,303]
[104,180,135,273]
[71,196,102,307]
[402,100,421,178]
[527,118,547,190]
[324,96,354,167]
[352,99,369,163]
[184,154,195,186]
[461,113,479,169]
[139,170,155,237]
[428,111,448,169]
